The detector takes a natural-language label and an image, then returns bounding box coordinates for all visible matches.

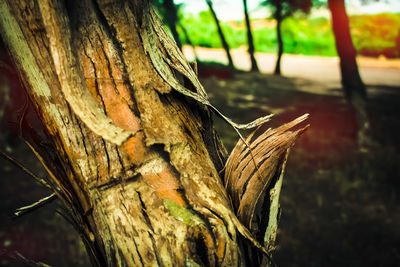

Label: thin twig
[0,249,53,267]
[0,149,51,188]
[14,193,57,217]
[17,92,30,138]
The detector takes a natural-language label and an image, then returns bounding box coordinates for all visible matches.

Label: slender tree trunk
[328,0,370,145]
[178,22,200,61]
[205,0,235,69]
[243,0,259,72]
[0,0,242,265]
[162,0,182,50]
[274,3,283,76]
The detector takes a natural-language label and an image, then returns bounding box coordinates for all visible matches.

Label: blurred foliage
[151,0,183,18]
[180,11,336,56]
[350,13,400,58]
[178,11,400,58]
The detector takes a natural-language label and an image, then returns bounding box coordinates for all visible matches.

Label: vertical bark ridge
[0,0,249,265]
[90,0,243,263]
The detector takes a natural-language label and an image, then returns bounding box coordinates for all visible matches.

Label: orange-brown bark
[0,0,242,265]
[0,0,308,266]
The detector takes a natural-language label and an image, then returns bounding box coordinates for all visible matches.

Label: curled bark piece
[225,114,309,235]
[0,0,306,265]
[148,8,207,98]
[143,8,273,136]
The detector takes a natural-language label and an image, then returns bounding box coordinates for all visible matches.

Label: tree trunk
[328,0,370,145]
[243,0,259,72]
[274,2,283,76]
[205,0,235,69]
[178,22,200,61]
[162,0,182,51]
[0,0,244,265]
[0,0,308,265]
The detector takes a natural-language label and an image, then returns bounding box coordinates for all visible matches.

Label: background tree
[261,0,312,75]
[0,0,306,265]
[243,0,259,72]
[152,0,199,60]
[328,0,370,144]
[205,0,235,69]
[177,20,200,61]
[152,0,182,50]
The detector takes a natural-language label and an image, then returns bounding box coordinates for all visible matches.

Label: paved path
[183,46,400,92]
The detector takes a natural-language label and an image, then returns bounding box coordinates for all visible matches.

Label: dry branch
[225,114,309,264]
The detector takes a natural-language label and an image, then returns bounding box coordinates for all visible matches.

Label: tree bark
[328,0,370,145]
[205,0,235,69]
[0,0,244,265]
[162,0,182,51]
[0,0,308,265]
[243,0,259,72]
[274,2,283,76]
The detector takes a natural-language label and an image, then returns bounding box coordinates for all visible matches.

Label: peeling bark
[0,0,302,265]
[162,0,182,51]
[0,0,241,265]
[225,115,308,266]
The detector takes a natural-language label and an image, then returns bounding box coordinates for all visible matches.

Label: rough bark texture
[243,0,259,72]
[328,0,370,145]
[205,0,235,69]
[0,0,307,265]
[0,0,244,265]
[274,2,283,76]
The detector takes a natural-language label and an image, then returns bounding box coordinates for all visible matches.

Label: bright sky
[176,0,400,21]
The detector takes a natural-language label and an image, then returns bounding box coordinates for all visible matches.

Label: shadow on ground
[0,61,399,266]
[199,62,400,267]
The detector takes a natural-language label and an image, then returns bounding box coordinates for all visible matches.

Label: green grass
[178,11,400,58]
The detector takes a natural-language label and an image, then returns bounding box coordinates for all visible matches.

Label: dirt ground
[1,50,400,266]
[196,55,400,266]
[184,45,400,90]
